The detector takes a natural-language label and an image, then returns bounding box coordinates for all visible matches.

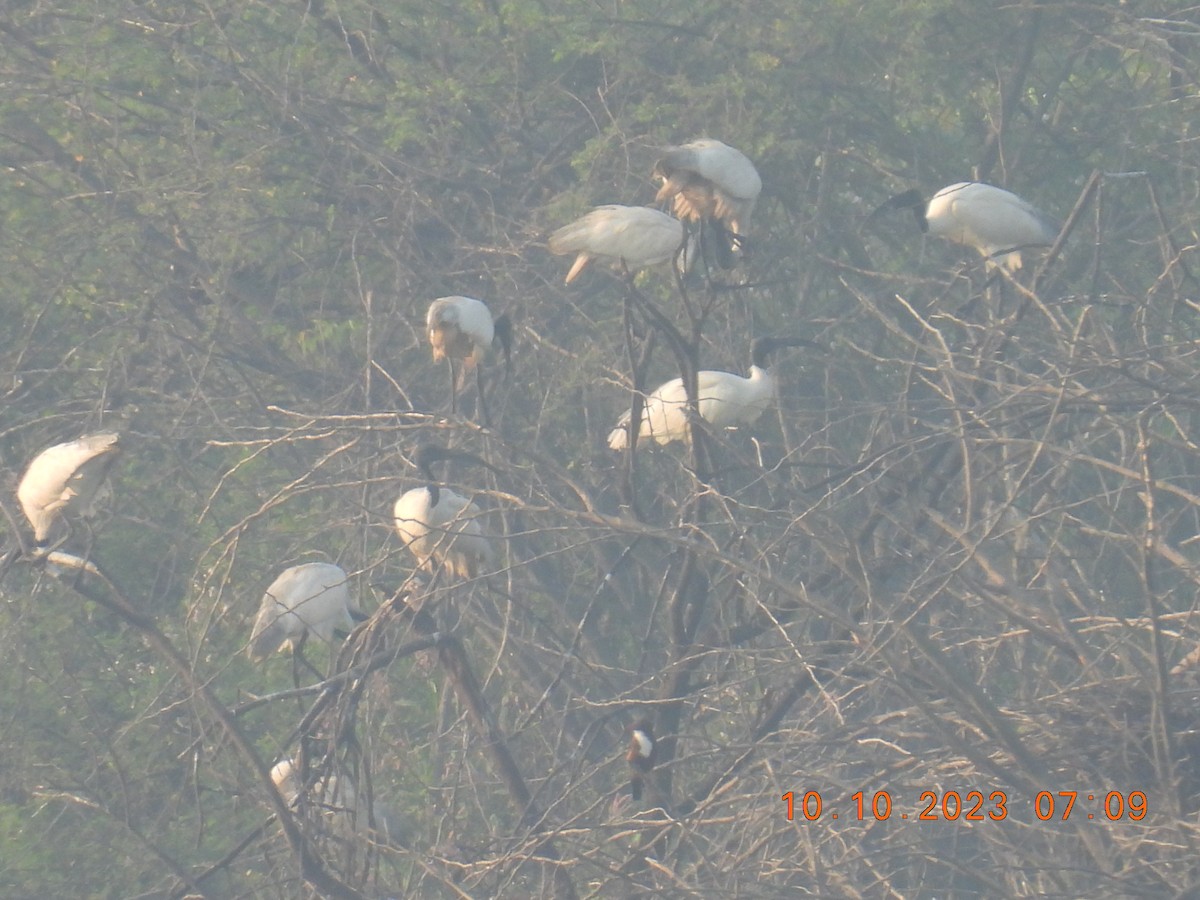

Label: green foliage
[1,0,1199,895]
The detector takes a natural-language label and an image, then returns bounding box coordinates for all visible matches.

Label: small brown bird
[627,718,656,801]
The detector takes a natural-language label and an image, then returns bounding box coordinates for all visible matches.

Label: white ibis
[426,295,512,422]
[548,205,684,284]
[626,718,656,801]
[653,138,761,265]
[270,758,404,846]
[872,181,1059,270]
[17,432,121,545]
[608,337,812,449]
[393,445,495,580]
[248,562,364,662]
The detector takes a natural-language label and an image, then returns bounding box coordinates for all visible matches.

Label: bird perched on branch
[653,138,761,266]
[394,444,495,580]
[270,757,405,847]
[608,337,815,449]
[548,205,684,284]
[248,562,365,662]
[871,181,1059,270]
[627,718,657,802]
[17,432,121,546]
[426,296,512,421]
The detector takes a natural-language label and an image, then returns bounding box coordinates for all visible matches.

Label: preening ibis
[17,432,121,545]
[608,337,812,449]
[654,138,761,264]
[270,757,404,846]
[626,718,656,802]
[872,181,1059,270]
[548,205,684,284]
[427,296,511,373]
[247,562,364,661]
[393,444,495,580]
[426,296,512,421]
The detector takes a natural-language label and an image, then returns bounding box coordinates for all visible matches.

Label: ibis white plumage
[270,757,404,846]
[654,138,761,263]
[426,296,512,421]
[426,296,510,371]
[548,205,684,284]
[17,432,121,544]
[393,445,495,580]
[248,562,363,661]
[873,182,1059,270]
[608,337,811,449]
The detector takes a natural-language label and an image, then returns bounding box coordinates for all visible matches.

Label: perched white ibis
[654,138,761,265]
[608,337,812,449]
[248,562,364,662]
[626,718,656,802]
[548,205,684,284]
[426,295,512,422]
[17,432,121,545]
[394,445,495,580]
[270,757,404,847]
[872,181,1059,270]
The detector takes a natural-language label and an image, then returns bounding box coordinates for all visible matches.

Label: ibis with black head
[872,181,1059,270]
[393,445,495,580]
[608,337,813,449]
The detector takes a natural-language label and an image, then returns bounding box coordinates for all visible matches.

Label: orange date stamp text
[781,789,1147,823]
